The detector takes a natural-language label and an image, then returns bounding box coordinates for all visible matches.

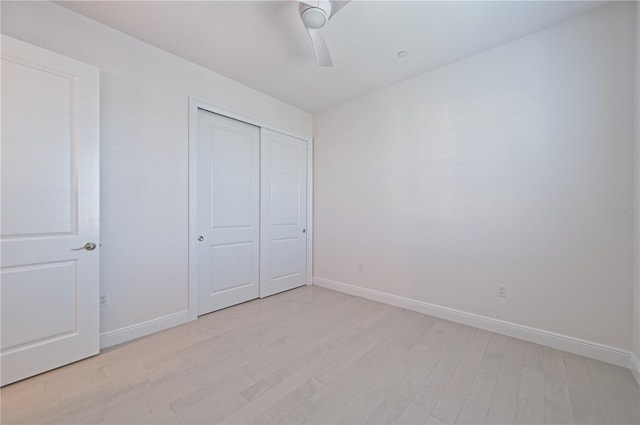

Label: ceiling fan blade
[329,0,351,17]
[300,0,349,18]
[307,28,333,67]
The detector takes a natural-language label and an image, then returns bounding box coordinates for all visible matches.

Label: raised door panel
[1,57,75,237]
[1,262,78,352]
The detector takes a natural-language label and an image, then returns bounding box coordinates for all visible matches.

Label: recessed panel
[210,127,252,228]
[210,242,252,293]
[270,238,300,280]
[1,59,75,237]
[1,261,78,353]
[270,140,301,226]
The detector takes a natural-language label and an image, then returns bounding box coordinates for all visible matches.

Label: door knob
[302,229,306,233]
[72,242,96,251]
[198,236,204,241]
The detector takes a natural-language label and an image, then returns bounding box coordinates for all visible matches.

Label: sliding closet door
[196,110,260,315]
[260,129,308,298]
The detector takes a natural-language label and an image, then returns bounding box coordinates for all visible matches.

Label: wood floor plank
[515,343,544,425]
[426,415,448,424]
[485,338,524,425]
[455,398,489,425]
[385,321,463,414]
[335,343,431,425]
[394,322,464,424]
[366,403,400,425]
[610,365,640,425]
[462,329,491,366]
[564,353,605,425]
[466,370,496,408]
[41,285,346,412]
[515,366,544,424]
[543,347,574,425]
[2,286,638,425]
[46,381,153,425]
[179,393,247,424]
[299,313,429,424]
[478,333,508,378]
[246,324,404,423]
[485,369,521,425]
[226,308,410,424]
[522,342,544,371]
[430,360,478,425]
[502,337,525,374]
[133,407,182,425]
[136,294,361,418]
[586,359,635,425]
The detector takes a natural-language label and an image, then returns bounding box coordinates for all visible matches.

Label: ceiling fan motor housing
[300,1,332,29]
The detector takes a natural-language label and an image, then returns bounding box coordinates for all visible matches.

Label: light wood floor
[2,286,638,425]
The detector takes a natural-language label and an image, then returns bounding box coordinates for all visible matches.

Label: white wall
[314,3,635,351]
[1,1,312,339]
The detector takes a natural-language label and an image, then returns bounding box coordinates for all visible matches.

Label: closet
[193,108,308,316]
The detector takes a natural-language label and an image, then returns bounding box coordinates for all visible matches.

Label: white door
[196,110,260,315]
[260,129,308,297]
[1,36,100,386]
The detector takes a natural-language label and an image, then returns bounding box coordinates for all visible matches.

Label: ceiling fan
[298,0,350,67]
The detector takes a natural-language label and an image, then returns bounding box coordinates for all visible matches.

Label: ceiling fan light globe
[301,7,328,29]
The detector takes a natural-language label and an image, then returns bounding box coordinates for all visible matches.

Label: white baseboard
[313,277,632,368]
[631,353,640,386]
[100,310,189,349]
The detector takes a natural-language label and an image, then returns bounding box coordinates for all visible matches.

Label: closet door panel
[196,110,260,315]
[260,129,307,297]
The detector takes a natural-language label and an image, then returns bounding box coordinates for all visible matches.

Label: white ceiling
[58,0,607,113]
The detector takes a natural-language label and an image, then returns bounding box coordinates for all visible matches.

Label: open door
[1,35,100,386]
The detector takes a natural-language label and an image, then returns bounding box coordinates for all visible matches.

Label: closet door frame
[187,97,313,321]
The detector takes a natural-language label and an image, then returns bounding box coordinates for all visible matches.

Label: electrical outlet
[358,263,364,272]
[496,285,507,298]
[100,293,110,307]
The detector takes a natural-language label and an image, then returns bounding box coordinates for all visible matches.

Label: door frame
[187,97,313,321]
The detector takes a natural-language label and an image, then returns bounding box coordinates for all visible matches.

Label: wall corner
[633,0,640,367]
